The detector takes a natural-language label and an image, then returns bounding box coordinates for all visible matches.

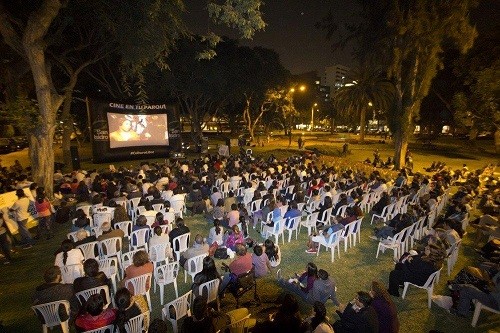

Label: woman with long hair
[123,250,154,294]
[207,219,224,246]
[34,187,53,240]
[191,256,221,296]
[54,239,84,268]
[370,280,399,333]
[224,225,244,251]
[112,204,130,226]
[72,208,91,232]
[114,287,142,333]
[308,301,333,333]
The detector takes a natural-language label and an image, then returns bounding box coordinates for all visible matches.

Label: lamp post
[310,103,317,131]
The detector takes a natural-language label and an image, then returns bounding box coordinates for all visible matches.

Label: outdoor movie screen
[107,112,169,149]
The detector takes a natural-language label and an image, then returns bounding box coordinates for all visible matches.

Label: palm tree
[333,65,394,142]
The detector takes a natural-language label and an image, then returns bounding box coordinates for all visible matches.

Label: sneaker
[305,248,317,254]
[369,235,379,241]
[22,244,33,250]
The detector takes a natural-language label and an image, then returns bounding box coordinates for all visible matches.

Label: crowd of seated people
[0,146,493,331]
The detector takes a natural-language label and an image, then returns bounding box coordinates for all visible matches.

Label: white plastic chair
[32,300,70,333]
[376,228,406,261]
[113,221,132,241]
[98,237,122,263]
[77,204,93,217]
[316,207,333,226]
[76,241,99,260]
[172,233,190,261]
[99,257,118,292]
[75,285,112,308]
[184,253,207,283]
[124,313,146,333]
[149,243,173,268]
[370,203,393,224]
[316,229,343,262]
[163,211,176,225]
[127,198,141,221]
[285,216,301,242]
[300,212,318,236]
[130,228,150,252]
[170,199,186,219]
[339,221,357,252]
[471,299,500,327]
[125,273,152,311]
[93,212,112,230]
[155,262,180,305]
[401,269,441,308]
[227,314,252,333]
[67,230,89,242]
[60,263,84,284]
[446,240,462,276]
[121,250,141,278]
[351,218,363,246]
[152,203,164,212]
[162,290,192,333]
[267,219,285,245]
[198,278,220,310]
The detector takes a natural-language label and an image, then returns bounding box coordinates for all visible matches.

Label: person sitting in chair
[218,244,252,296]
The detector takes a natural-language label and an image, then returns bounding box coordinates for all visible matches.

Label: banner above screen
[88,99,181,163]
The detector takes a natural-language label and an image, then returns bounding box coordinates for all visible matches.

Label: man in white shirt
[9,189,34,248]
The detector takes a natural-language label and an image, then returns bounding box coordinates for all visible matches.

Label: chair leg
[376,244,381,258]
[159,285,164,305]
[61,321,70,333]
[174,281,178,298]
[401,283,409,299]
[471,302,482,327]
[146,292,152,312]
[427,287,433,308]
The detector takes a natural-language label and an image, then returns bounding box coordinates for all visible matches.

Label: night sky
[184,0,359,75]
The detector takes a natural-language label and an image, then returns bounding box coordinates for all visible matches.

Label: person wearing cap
[9,189,34,248]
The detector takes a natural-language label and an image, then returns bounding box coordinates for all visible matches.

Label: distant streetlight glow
[310,103,318,131]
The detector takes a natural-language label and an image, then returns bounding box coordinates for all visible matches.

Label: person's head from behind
[235,243,247,257]
[155,212,164,223]
[153,226,162,236]
[176,218,184,228]
[15,189,25,198]
[136,215,147,226]
[132,250,150,267]
[253,244,263,256]
[148,318,169,333]
[231,203,237,211]
[370,280,391,301]
[202,256,216,273]
[194,234,203,245]
[306,262,318,277]
[318,269,329,281]
[232,225,240,234]
[114,287,132,310]
[192,296,208,320]
[313,301,327,319]
[60,239,74,252]
[83,259,100,277]
[44,266,62,283]
[85,294,105,316]
[76,229,88,241]
[281,293,299,315]
[355,291,373,308]
[264,238,274,249]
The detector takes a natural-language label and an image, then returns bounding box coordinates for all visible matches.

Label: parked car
[0,138,16,154]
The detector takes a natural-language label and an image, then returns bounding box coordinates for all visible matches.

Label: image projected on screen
[107,113,169,148]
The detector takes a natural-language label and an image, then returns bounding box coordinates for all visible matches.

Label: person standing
[34,187,54,240]
[9,189,34,248]
[0,212,14,264]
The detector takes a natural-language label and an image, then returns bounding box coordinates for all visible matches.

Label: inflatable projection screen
[88,99,181,163]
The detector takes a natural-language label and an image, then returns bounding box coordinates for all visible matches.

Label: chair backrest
[98,237,122,258]
[326,229,343,246]
[136,206,147,215]
[113,221,132,238]
[98,258,118,280]
[305,212,319,225]
[121,250,141,272]
[75,285,111,308]
[77,205,92,217]
[32,300,70,329]
[163,290,192,330]
[422,269,441,288]
[131,228,150,249]
[227,314,251,333]
[125,273,152,296]
[173,233,191,254]
[352,218,362,233]
[342,221,357,238]
[250,199,262,214]
[186,253,207,275]
[93,213,112,230]
[198,278,220,304]
[152,203,164,212]
[127,198,141,210]
[144,215,156,227]
[286,216,301,230]
[149,243,172,264]
[124,313,145,333]
[60,263,84,284]
[155,262,179,284]
[76,241,99,260]
[163,211,176,224]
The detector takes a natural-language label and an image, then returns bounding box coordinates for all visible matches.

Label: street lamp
[289,85,306,93]
[310,103,318,131]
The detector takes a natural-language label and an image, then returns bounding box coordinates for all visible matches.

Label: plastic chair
[316,229,343,262]
[172,233,190,261]
[184,253,207,283]
[98,237,122,263]
[351,218,363,246]
[75,285,112,308]
[99,257,118,291]
[299,212,318,236]
[93,212,112,230]
[152,203,164,212]
[114,221,133,241]
[155,262,179,304]
[130,228,150,252]
[446,240,462,276]
[471,299,500,327]
[370,203,393,224]
[120,250,141,278]
[163,211,176,225]
[198,278,220,310]
[125,273,152,311]
[170,199,186,219]
[401,269,441,308]
[227,314,251,333]
[67,230,89,242]
[60,263,84,284]
[76,241,99,260]
[285,216,301,242]
[127,198,141,221]
[339,221,357,252]
[32,300,70,333]
[162,290,192,333]
[124,313,146,333]
[376,228,406,261]
[149,243,173,268]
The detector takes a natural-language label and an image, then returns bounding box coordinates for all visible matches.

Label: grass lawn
[0,133,498,332]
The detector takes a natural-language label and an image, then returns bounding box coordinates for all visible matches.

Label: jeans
[17,218,33,245]
[457,284,499,316]
[36,216,52,238]
[0,233,12,261]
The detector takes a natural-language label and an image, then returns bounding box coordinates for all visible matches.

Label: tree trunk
[393,106,413,170]
[359,109,366,143]
[29,126,55,196]
[61,89,74,171]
